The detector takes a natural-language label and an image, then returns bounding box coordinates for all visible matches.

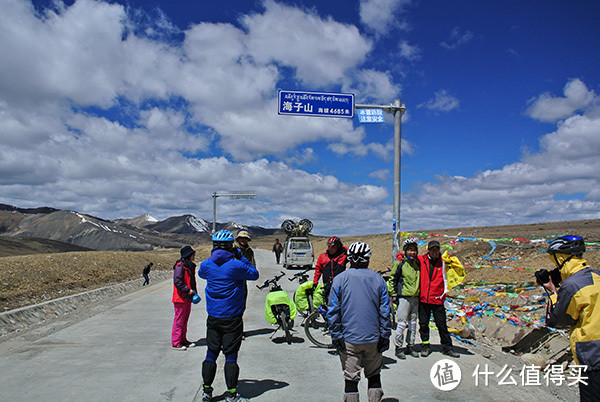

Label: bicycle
[257,271,297,345]
[288,268,324,318]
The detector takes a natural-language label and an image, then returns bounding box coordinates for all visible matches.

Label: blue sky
[1,0,599,236]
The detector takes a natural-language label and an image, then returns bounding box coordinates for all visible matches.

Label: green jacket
[265,290,297,324]
[387,256,420,298]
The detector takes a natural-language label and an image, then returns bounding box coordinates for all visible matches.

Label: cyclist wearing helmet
[417,240,459,358]
[327,241,392,402]
[388,238,420,359]
[198,230,259,402]
[313,236,348,302]
[542,236,600,400]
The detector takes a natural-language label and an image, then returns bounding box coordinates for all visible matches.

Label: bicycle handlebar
[288,267,313,282]
[256,271,287,289]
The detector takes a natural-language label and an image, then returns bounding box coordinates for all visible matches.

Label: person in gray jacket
[327,241,392,402]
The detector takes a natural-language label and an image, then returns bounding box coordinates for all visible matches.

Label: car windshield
[291,241,310,250]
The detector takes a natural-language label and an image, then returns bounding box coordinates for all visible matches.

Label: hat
[236,230,251,241]
[427,240,441,249]
[180,245,196,259]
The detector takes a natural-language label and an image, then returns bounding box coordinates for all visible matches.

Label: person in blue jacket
[327,241,392,402]
[198,230,259,402]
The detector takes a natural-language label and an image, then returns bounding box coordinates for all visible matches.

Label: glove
[233,248,243,260]
[192,292,201,304]
[377,337,390,353]
[332,338,346,353]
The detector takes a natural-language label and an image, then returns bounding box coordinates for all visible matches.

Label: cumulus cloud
[401,79,600,231]
[525,79,597,122]
[243,0,372,87]
[419,90,460,112]
[359,0,411,36]
[0,0,400,235]
[440,26,473,50]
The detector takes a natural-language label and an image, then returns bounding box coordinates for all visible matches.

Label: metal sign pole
[355,100,406,261]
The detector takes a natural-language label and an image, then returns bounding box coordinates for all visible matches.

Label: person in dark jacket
[198,230,259,402]
[272,238,283,264]
[171,247,198,350]
[142,262,153,286]
[328,241,391,402]
[313,236,348,302]
[417,240,459,358]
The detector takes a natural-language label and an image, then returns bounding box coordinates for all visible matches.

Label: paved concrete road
[0,249,569,401]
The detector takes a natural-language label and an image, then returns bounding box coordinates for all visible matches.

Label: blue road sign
[357,108,385,123]
[278,90,354,118]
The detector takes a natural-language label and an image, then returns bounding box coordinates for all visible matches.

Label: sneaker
[201,386,213,401]
[420,344,431,357]
[172,344,187,351]
[407,346,419,358]
[225,391,247,402]
[394,347,406,360]
[183,341,196,348]
[442,348,460,358]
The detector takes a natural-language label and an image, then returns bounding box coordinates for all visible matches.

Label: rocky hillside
[0,203,279,252]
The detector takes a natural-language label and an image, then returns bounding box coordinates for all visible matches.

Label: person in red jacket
[171,245,199,350]
[417,240,459,358]
[313,236,348,303]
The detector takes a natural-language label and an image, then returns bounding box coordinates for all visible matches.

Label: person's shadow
[209,379,289,400]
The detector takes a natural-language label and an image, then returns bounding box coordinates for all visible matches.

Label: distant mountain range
[0,203,279,251]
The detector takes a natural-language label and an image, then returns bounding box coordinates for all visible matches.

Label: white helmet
[347,241,371,263]
[402,238,419,251]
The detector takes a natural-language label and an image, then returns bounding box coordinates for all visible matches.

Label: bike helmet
[213,230,235,249]
[547,235,585,256]
[402,238,419,251]
[328,236,342,247]
[347,241,371,263]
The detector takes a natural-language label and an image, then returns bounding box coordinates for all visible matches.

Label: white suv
[282,237,314,269]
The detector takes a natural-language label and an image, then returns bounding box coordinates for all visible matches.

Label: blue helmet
[213,230,234,242]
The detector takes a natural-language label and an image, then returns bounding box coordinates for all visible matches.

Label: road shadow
[243,327,277,338]
[238,378,289,399]
[271,333,305,344]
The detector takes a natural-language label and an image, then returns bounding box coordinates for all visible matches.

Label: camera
[534,267,562,286]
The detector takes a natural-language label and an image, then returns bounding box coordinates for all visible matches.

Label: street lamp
[212,191,256,234]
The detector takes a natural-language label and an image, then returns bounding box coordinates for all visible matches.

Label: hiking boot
[394,347,406,360]
[225,391,247,402]
[420,344,431,357]
[442,348,460,358]
[201,386,213,401]
[407,346,419,358]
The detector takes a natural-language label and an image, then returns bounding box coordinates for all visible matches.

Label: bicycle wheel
[304,310,332,348]
[279,312,292,345]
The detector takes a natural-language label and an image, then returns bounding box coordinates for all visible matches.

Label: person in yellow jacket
[540,235,600,401]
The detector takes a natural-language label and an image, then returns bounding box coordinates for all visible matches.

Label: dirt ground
[1,219,599,312]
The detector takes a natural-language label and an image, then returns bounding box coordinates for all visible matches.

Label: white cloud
[400,79,600,231]
[419,90,460,112]
[342,69,400,103]
[368,169,390,181]
[398,40,421,61]
[440,27,473,50]
[359,0,411,36]
[525,78,597,122]
[242,0,372,87]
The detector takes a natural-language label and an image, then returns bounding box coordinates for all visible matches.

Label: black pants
[418,302,452,348]
[142,273,149,286]
[275,252,281,263]
[580,370,600,402]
